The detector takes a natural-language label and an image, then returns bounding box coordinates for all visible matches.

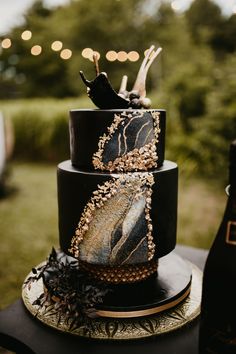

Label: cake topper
[80,45,162,109]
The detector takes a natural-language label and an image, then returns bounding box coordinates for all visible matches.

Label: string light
[1,38,12,49]
[60,49,72,60]
[21,30,32,41]
[0,36,142,65]
[106,50,117,61]
[127,51,139,62]
[81,48,100,61]
[88,50,100,62]
[51,41,63,51]
[144,48,157,59]
[105,50,140,62]
[81,48,93,59]
[117,51,128,62]
[31,45,42,56]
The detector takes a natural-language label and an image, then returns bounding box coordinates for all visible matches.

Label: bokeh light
[1,38,12,49]
[81,48,93,59]
[171,0,182,11]
[144,48,158,59]
[51,40,63,51]
[88,50,100,62]
[60,49,72,60]
[21,30,32,41]
[127,51,140,62]
[3,66,16,80]
[31,45,42,56]
[117,51,128,62]
[106,50,118,61]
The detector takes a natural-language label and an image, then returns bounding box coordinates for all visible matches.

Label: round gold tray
[22,262,202,340]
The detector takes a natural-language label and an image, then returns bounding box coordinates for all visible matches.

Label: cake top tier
[80,45,162,110]
[70,46,165,172]
[70,109,165,172]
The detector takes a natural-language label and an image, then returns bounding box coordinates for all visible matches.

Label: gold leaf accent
[69,172,156,264]
[92,110,161,172]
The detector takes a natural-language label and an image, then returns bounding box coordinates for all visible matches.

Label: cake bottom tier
[57,160,178,265]
[95,252,192,317]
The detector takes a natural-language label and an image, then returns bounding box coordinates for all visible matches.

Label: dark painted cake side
[58,160,177,262]
[70,109,166,171]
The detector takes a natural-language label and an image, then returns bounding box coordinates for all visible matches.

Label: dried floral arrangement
[23,248,110,333]
[80,45,162,109]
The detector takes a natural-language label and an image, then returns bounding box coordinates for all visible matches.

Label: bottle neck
[229,140,236,196]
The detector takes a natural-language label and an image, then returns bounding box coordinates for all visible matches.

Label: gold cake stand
[22,262,202,340]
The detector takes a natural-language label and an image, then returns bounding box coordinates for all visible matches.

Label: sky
[0,0,70,35]
[0,0,235,35]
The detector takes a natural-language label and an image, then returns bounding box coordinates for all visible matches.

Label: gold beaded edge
[79,259,158,284]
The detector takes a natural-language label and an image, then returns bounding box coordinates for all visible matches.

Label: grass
[0,97,93,118]
[178,174,226,249]
[0,163,58,310]
[0,97,232,184]
[0,97,94,163]
[0,162,226,310]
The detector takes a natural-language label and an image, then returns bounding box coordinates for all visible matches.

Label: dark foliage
[24,248,109,332]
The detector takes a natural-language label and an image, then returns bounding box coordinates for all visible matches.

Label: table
[0,245,208,354]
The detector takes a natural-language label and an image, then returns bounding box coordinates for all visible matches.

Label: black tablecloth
[0,245,208,354]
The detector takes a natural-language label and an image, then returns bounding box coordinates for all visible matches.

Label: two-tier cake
[22,46,201,340]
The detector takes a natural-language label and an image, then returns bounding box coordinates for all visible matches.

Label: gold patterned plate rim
[22,261,202,340]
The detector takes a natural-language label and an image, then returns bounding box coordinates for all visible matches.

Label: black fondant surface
[41,251,190,313]
[69,109,166,170]
[98,252,191,312]
[57,160,178,259]
[101,111,156,166]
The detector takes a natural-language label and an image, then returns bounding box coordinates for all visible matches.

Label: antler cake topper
[80,45,162,109]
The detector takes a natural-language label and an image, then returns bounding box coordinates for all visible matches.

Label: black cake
[22,46,198,338]
[59,109,177,266]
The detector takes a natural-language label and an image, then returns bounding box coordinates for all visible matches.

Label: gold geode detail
[69,172,155,263]
[79,259,158,284]
[92,110,161,172]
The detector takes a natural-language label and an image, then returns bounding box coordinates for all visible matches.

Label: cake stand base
[95,252,192,318]
[22,254,202,340]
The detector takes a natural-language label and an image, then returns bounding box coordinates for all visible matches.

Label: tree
[211,14,236,53]
[1,0,151,97]
[185,0,223,44]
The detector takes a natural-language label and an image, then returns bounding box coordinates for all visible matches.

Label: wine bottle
[199,140,236,354]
